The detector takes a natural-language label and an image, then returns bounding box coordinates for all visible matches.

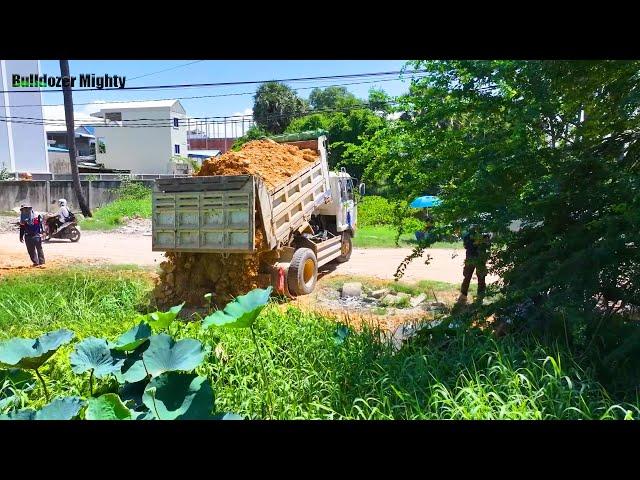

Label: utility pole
[60,60,91,217]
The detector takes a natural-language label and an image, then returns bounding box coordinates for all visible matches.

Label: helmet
[20,203,32,210]
[58,199,67,207]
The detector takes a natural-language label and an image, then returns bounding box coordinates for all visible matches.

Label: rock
[410,293,427,307]
[428,301,447,309]
[380,294,399,305]
[341,282,362,298]
[370,289,389,299]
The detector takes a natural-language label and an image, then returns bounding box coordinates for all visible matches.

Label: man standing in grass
[19,204,46,267]
[458,225,490,304]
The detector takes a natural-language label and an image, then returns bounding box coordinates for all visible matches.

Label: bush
[113,180,151,201]
[359,195,425,232]
[358,196,395,226]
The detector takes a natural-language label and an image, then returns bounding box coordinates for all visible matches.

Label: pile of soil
[154,140,317,309]
[198,139,318,189]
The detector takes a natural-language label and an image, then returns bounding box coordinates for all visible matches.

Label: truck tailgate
[152,175,255,253]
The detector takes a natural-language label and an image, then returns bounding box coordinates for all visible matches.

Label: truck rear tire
[287,248,317,296]
[335,232,352,263]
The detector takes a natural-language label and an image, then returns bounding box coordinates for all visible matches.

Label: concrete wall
[49,152,71,174]
[0,179,154,213]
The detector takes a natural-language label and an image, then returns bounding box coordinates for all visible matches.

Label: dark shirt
[20,215,43,241]
[462,231,488,258]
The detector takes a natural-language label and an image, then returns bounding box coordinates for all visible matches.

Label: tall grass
[79,182,152,231]
[1,269,636,419]
[0,266,152,339]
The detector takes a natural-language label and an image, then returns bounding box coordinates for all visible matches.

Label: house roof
[45,125,96,138]
[187,149,221,158]
[90,100,185,118]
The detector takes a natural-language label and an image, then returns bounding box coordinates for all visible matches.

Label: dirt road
[0,232,496,285]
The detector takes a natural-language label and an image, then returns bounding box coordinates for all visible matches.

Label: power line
[127,60,204,81]
[4,75,425,108]
[0,101,402,129]
[2,69,425,94]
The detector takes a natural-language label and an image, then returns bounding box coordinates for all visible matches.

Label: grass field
[354,225,462,249]
[79,196,152,231]
[1,266,636,419]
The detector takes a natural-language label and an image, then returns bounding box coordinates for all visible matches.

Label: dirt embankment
[154,140,318,309]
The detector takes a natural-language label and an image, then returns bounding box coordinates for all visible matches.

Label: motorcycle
[43,214,81,242]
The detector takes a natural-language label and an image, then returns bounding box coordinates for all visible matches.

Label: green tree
[253,82,306,134]
[351,60,640,346]
[308,86,361,110]
[286,88,389,179]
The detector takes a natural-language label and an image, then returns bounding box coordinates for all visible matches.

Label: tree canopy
[253,82,307,134]
[349,60,640,345]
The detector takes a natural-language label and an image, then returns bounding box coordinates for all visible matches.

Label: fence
[0,179,156,213]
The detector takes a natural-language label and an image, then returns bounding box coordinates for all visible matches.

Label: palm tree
[59,60,91,217]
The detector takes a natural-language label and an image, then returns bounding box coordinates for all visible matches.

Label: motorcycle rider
[47,198,71,235]
[19,204,46,266]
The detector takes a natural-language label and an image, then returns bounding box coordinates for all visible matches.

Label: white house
[0,60,50,174]
[90,100,188,174]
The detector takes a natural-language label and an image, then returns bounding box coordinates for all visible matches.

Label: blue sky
[38,60,411,125]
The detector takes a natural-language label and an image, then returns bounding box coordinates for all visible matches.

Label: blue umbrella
[410,196,442,208]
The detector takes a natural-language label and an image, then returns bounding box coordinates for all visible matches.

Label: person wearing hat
[19,204,45,266]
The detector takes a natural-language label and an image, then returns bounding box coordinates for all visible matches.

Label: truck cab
[318,169,358,235]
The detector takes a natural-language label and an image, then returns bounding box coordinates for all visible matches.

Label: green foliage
[113,179,151,201]
[253,82,306,134]
[86,393,132,420]
[1,396,85,420]
[143,372,214,420]
[202,287,272,330]
[138,334,208,378]
[350,60,640,346]
[145,303,185,332]
[0,274,638,419]
[309,86,361,110]
[0,163,11,180]
[70,337,124,378]
[0,299,235,420]
[0,329,74,370]
[79,179,151,230]
[287,106,386,179]
[286,87,390,178]
[110,322,152,352]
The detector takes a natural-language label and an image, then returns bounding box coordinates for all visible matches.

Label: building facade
[91,100,188,174]
[0,60,50,174]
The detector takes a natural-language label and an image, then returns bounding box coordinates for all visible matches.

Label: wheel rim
[70,229,79,241]
[303,258,315,285]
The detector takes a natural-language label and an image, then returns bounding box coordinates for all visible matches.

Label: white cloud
[42,100,108,131]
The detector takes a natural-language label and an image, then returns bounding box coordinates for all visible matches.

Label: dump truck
[151,133,362,297]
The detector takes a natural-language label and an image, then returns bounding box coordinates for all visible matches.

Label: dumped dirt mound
[197,139,318,189]
[155,140,318,309]
[154,217,275,309]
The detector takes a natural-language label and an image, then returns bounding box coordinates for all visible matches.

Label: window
[174,144,180,154]
[97,137,106,154]
[104,112,122,122]
[173,118,179,128]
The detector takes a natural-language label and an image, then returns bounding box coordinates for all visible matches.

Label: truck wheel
[335,232,352,263]
[287,248,317,296]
